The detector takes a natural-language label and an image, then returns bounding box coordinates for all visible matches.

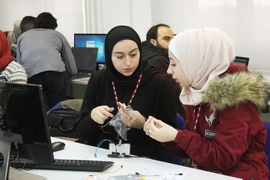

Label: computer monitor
[0,82,54,179]
[234,56,249,67]
[71,47,98,74]
[74,33,106,64]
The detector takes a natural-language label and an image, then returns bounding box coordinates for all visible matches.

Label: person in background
[142,23,185,119]
[7,20,22,45]
[16,12,77,108]
[6,20,22,58]
[20,16,35,33]
[78,25,177,162]
[0,30,27,83]
[144,27,269,180]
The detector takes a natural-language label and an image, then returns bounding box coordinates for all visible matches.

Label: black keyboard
[10,158,114,172]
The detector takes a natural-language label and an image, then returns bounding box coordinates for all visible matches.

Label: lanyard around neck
[193,104,202,131]
[111,74,142,110]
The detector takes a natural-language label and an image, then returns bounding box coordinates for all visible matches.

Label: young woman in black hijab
[78,25,177,162]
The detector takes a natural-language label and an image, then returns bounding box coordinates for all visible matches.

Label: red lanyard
[111,74,142,110]
[193,104,201,131]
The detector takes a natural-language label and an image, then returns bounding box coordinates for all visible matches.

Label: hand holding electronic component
[90,105,114,124]
[117,102,145,129]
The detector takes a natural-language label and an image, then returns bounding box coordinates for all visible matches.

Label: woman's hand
[91,105,114,124]
[119,108,146,129]
[144,116,178,142]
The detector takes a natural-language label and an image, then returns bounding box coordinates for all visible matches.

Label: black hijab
[105,25,156,89]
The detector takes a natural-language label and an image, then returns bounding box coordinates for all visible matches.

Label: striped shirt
[0,61,27,83]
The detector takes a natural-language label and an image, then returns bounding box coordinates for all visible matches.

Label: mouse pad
[9,167,46,180]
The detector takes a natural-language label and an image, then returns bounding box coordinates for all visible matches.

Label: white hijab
[169,27,235,106]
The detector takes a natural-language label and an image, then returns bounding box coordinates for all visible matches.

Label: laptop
[71,47,98,78]
[0,82,114,177]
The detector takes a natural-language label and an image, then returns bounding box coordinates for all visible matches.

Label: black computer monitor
[71,47,98,74]
[234,56,249,67]
[74,33,106,64]
[0,82,54,179]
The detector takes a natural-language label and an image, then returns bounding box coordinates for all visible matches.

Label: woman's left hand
[119,108,145,129]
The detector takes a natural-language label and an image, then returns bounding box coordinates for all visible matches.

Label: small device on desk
[51,141,65,152]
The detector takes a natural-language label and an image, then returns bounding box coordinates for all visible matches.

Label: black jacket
[142,41,186,119]
[78,65,177,162]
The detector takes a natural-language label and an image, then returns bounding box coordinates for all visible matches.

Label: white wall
[1,0,269,73]
[84,0,152,41]
[0,0,84,47]
[0,0,151,46]
[150,0,270,73]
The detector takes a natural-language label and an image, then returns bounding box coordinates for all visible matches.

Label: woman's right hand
[90,105,114,124]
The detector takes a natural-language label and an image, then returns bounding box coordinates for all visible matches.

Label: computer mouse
[51,141,65,152]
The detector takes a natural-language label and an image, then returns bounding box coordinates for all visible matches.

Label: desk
[67,78,89,99]
[26,137,242,180]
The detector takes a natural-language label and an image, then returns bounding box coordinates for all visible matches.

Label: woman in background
[144,27,269,179]
[16,12,77,108]
[78,25,177,162]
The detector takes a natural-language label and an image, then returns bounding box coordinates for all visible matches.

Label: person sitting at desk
[144,27,269,179]
[78,25,177,162]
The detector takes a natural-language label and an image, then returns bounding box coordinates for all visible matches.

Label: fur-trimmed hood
[203,71,270,111]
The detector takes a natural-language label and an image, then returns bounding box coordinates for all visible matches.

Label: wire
[135,172,183,177]
[94,139,115,157]
[89,165,123,176]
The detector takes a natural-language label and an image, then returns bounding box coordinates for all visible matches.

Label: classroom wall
[0,0,151,47]
[0,0,84,48]
[150,0,270,73]
[1,0,269,73]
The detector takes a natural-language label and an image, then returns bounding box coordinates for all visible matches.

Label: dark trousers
[28,71,67,109]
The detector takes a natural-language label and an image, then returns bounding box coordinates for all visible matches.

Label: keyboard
[10,158,114,172]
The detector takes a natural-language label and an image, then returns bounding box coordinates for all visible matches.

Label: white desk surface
[69,77,90,85]
[22,137,242,180]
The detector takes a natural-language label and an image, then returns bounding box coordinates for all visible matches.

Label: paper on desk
[9,167,46,180]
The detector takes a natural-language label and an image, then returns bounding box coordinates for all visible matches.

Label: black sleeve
[78,75,100,142]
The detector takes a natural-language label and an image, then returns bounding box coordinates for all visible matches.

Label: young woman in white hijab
[144,27,269,180]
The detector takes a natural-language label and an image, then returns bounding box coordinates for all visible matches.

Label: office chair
[170,113,185,165]
[263,120,270,180]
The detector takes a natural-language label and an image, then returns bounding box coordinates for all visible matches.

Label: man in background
[20,16,35,33]
[142,23,186,119]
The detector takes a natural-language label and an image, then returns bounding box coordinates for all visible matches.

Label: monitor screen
[0,82,54,173]
[234,56,249,67]
[74,33,106,63]
[71,47,98,73]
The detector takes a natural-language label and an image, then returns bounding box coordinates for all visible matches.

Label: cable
[89,165,123,176]
[94,139,115,157]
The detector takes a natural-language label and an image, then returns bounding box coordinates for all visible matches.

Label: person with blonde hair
[144,27,269,179]
[7,20,22,45]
